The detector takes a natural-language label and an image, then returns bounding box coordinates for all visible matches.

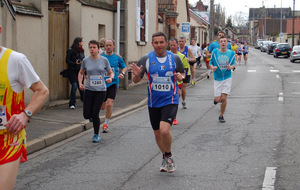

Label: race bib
[90,75,104,86]
[104,67,115,77]
[152,77,171,92]
[219,62,228,70]
[0,105,7,129]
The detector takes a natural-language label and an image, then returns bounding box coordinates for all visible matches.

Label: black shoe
[207,75,210,79]
[219,116,225,123]
[214,100,218,105]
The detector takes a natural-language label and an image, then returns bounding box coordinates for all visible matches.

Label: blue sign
[181,22,190,34]
[280,33,283,38]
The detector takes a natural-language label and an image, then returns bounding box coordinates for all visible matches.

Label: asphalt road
[15,48,300,190]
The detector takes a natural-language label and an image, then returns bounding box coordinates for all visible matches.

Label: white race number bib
[90,75,104,87]
[0,105,7,129]
[152,77,171,92]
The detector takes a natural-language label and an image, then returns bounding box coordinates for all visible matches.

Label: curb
[27,71,208,155]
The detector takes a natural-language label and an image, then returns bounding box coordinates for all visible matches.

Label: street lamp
[280,0,282,43]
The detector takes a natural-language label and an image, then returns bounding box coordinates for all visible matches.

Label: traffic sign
[280,33,283,38]
[181,22,190,34]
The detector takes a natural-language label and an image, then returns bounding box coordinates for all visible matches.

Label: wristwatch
[23,110,32,118]
[121,71,126,76]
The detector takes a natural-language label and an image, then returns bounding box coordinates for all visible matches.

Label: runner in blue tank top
[177,36,195,108]
[242,41,249,64]
[131,32,184,173]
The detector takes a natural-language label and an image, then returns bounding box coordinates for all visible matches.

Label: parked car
[255,39,264,49]
[290,45,300,62]
[267,42,278,54]
[273,43,292,58]
[261,41,272,52]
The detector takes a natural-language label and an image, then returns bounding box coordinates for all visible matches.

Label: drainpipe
[117,0,120,54]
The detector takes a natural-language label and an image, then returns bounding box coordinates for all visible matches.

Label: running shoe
[192,80,196,85]
[214,99,218,105]
[93,134,101,143]
[172,118,178,125]
[182,101,187,109]
[166,157,176,173]
[70,105,75,109]
[219,116,225,123]
[102,124,109,133]
[160,157,168,172]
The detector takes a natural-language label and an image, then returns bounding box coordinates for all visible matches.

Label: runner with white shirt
[189,38,200,85]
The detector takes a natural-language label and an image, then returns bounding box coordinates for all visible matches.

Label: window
[136,0,148,43]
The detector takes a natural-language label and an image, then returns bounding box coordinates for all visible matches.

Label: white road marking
[248,70,257,72]
[292,92,300,95]
[276,75,280,79]
[292,70,300,72]
[270,70,279,73]
[278,92,284,101]
[289,82,300,84]
[270,67,274,69]
[262,167,277,190]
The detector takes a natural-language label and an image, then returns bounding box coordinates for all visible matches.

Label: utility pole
[292,0,295,47]
[280,0,282,43]
[209,0,214,42]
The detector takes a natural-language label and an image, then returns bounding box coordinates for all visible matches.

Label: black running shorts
[148,104,178,130]
[104,84,117,101]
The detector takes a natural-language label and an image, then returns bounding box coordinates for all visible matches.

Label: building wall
[0,4,16,50]
[125,0,156,63]
[177,0,189,42]
[1,0,49,104]
[68,1,115,57]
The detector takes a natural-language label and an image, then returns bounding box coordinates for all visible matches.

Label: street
[15,47,300,190]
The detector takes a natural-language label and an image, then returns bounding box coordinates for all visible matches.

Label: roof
[249,7,292,20]
[190,9,209,25]
[11,1,43,17]
[77,0,116,11]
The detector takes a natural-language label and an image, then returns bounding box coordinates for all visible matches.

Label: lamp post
[280,0,282,43]
[292,0,295,47]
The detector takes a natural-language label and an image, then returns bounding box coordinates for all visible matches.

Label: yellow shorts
[0,128,27,165]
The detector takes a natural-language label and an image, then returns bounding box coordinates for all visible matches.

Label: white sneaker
[182,101,187,109]
[70,105,75,109]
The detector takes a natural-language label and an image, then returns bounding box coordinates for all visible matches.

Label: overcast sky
[189,0,300,20]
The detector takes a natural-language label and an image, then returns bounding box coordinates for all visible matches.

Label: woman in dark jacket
[66,37,85,109]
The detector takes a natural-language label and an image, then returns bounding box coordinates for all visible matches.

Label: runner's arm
[4,81,49,135]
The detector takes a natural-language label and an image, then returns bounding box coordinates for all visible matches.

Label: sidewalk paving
[26,67,209,154]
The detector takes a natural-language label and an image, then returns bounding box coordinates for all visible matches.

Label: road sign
[181,22,190,34]
[280,33,283,38]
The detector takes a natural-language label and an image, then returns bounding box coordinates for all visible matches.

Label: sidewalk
[26,67,209,154]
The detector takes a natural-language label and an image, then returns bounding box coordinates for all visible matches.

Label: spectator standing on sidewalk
[0,25,49,190]
[169,38,190,125]
[131,32,184,173]
[178,36,195,109]
[100,39,127,133]
[78,40,114,143]
[66,37,85,109]
[210,36,235,123]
